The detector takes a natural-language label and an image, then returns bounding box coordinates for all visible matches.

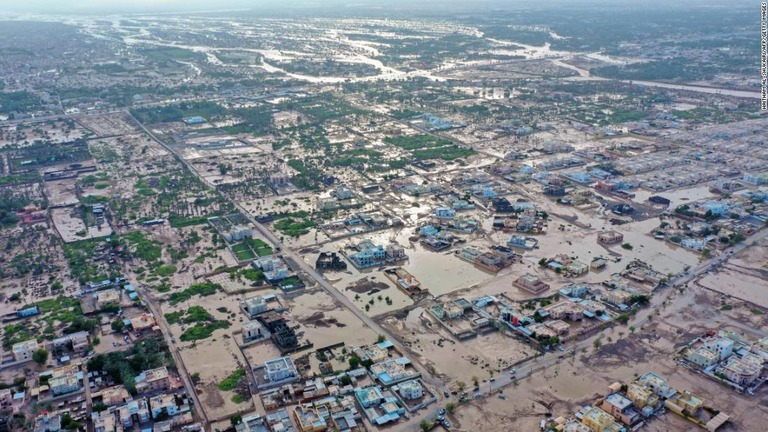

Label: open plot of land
[382,307,536,383]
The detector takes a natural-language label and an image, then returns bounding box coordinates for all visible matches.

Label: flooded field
[696,237,768,309]
[451,283,767,432]
[283,289,378,348]
[382,307,536,384]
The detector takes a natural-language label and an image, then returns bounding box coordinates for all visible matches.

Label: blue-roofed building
[16,306,40,318]
[183,116,206,125]
[419,225,439,237]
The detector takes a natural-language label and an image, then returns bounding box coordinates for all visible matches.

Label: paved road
[126,113,215,432]
[129,112,447,430]
[128,110,768,431]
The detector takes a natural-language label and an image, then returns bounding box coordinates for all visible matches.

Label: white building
[704,337,734,361]
[398,380,424,400]
[240,296,269,319]
[242,321,266,342]
[264,357,298,383]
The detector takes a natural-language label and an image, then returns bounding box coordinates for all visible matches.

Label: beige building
[626,382,659,409]
[135,366,171,394]
[686,347,719,368]
[96,289,121,309]
[580,406,624,432]
[598,231,624,245]
[129,313,157,332]
[514,273,550,294]
[12,339,39,362]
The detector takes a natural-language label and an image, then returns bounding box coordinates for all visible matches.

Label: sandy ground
[695,237,768,309]
[51,207,113,242]
[448,284,768,432]
[283,289,379,348]
[381,307,536,384]
[45,178,80,207]
[166,291,254,421]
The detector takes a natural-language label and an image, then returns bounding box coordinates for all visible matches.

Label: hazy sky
[0,0,754,14]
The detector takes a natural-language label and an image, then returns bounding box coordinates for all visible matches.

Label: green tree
[348,356,360,370]
[420,420,431,432]
[32,349,49,366]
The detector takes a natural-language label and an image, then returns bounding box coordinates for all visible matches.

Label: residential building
[129,313,157,332]
[385,243,406,260]
[397,380,424,400]
[99,385,132,406]
[240,296,269,319]
[149,393,187,419]
[686,347,719,368]
[598,231,624,245]
[12,339,38,362]
[370,358,418,385]
[34,413,62,432]
[599,393,640,426]
[293,404,327,432]
[626,382,659,409]
[96,289,121,309]
[348,242,387,269]
[235,414,269,432]
[434,207,456,219]
[513,274,550,294]
[703,337,734,361]
[719,354,763,386]
[580,406,626,432]
[544,320,570,335]
[92,407,117,432]
[419,225,439,237]
[119,398,150,428]
[242,320,267,342]
[253,256,291,281]
[134,367,171,394]
[666,391,703,417]
[315,252,347,271]
[636,372,677,399]
[49,371,82,396]
[353,343,389,365]
[263,357,298,383]
[567,260,589,275]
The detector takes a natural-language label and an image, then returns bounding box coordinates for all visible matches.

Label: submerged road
[129,112,448,430]
[129,109,768,431]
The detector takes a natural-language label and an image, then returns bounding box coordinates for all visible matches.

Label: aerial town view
[0,0,766,431]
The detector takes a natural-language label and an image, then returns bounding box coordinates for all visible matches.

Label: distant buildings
[433,207,456,219]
